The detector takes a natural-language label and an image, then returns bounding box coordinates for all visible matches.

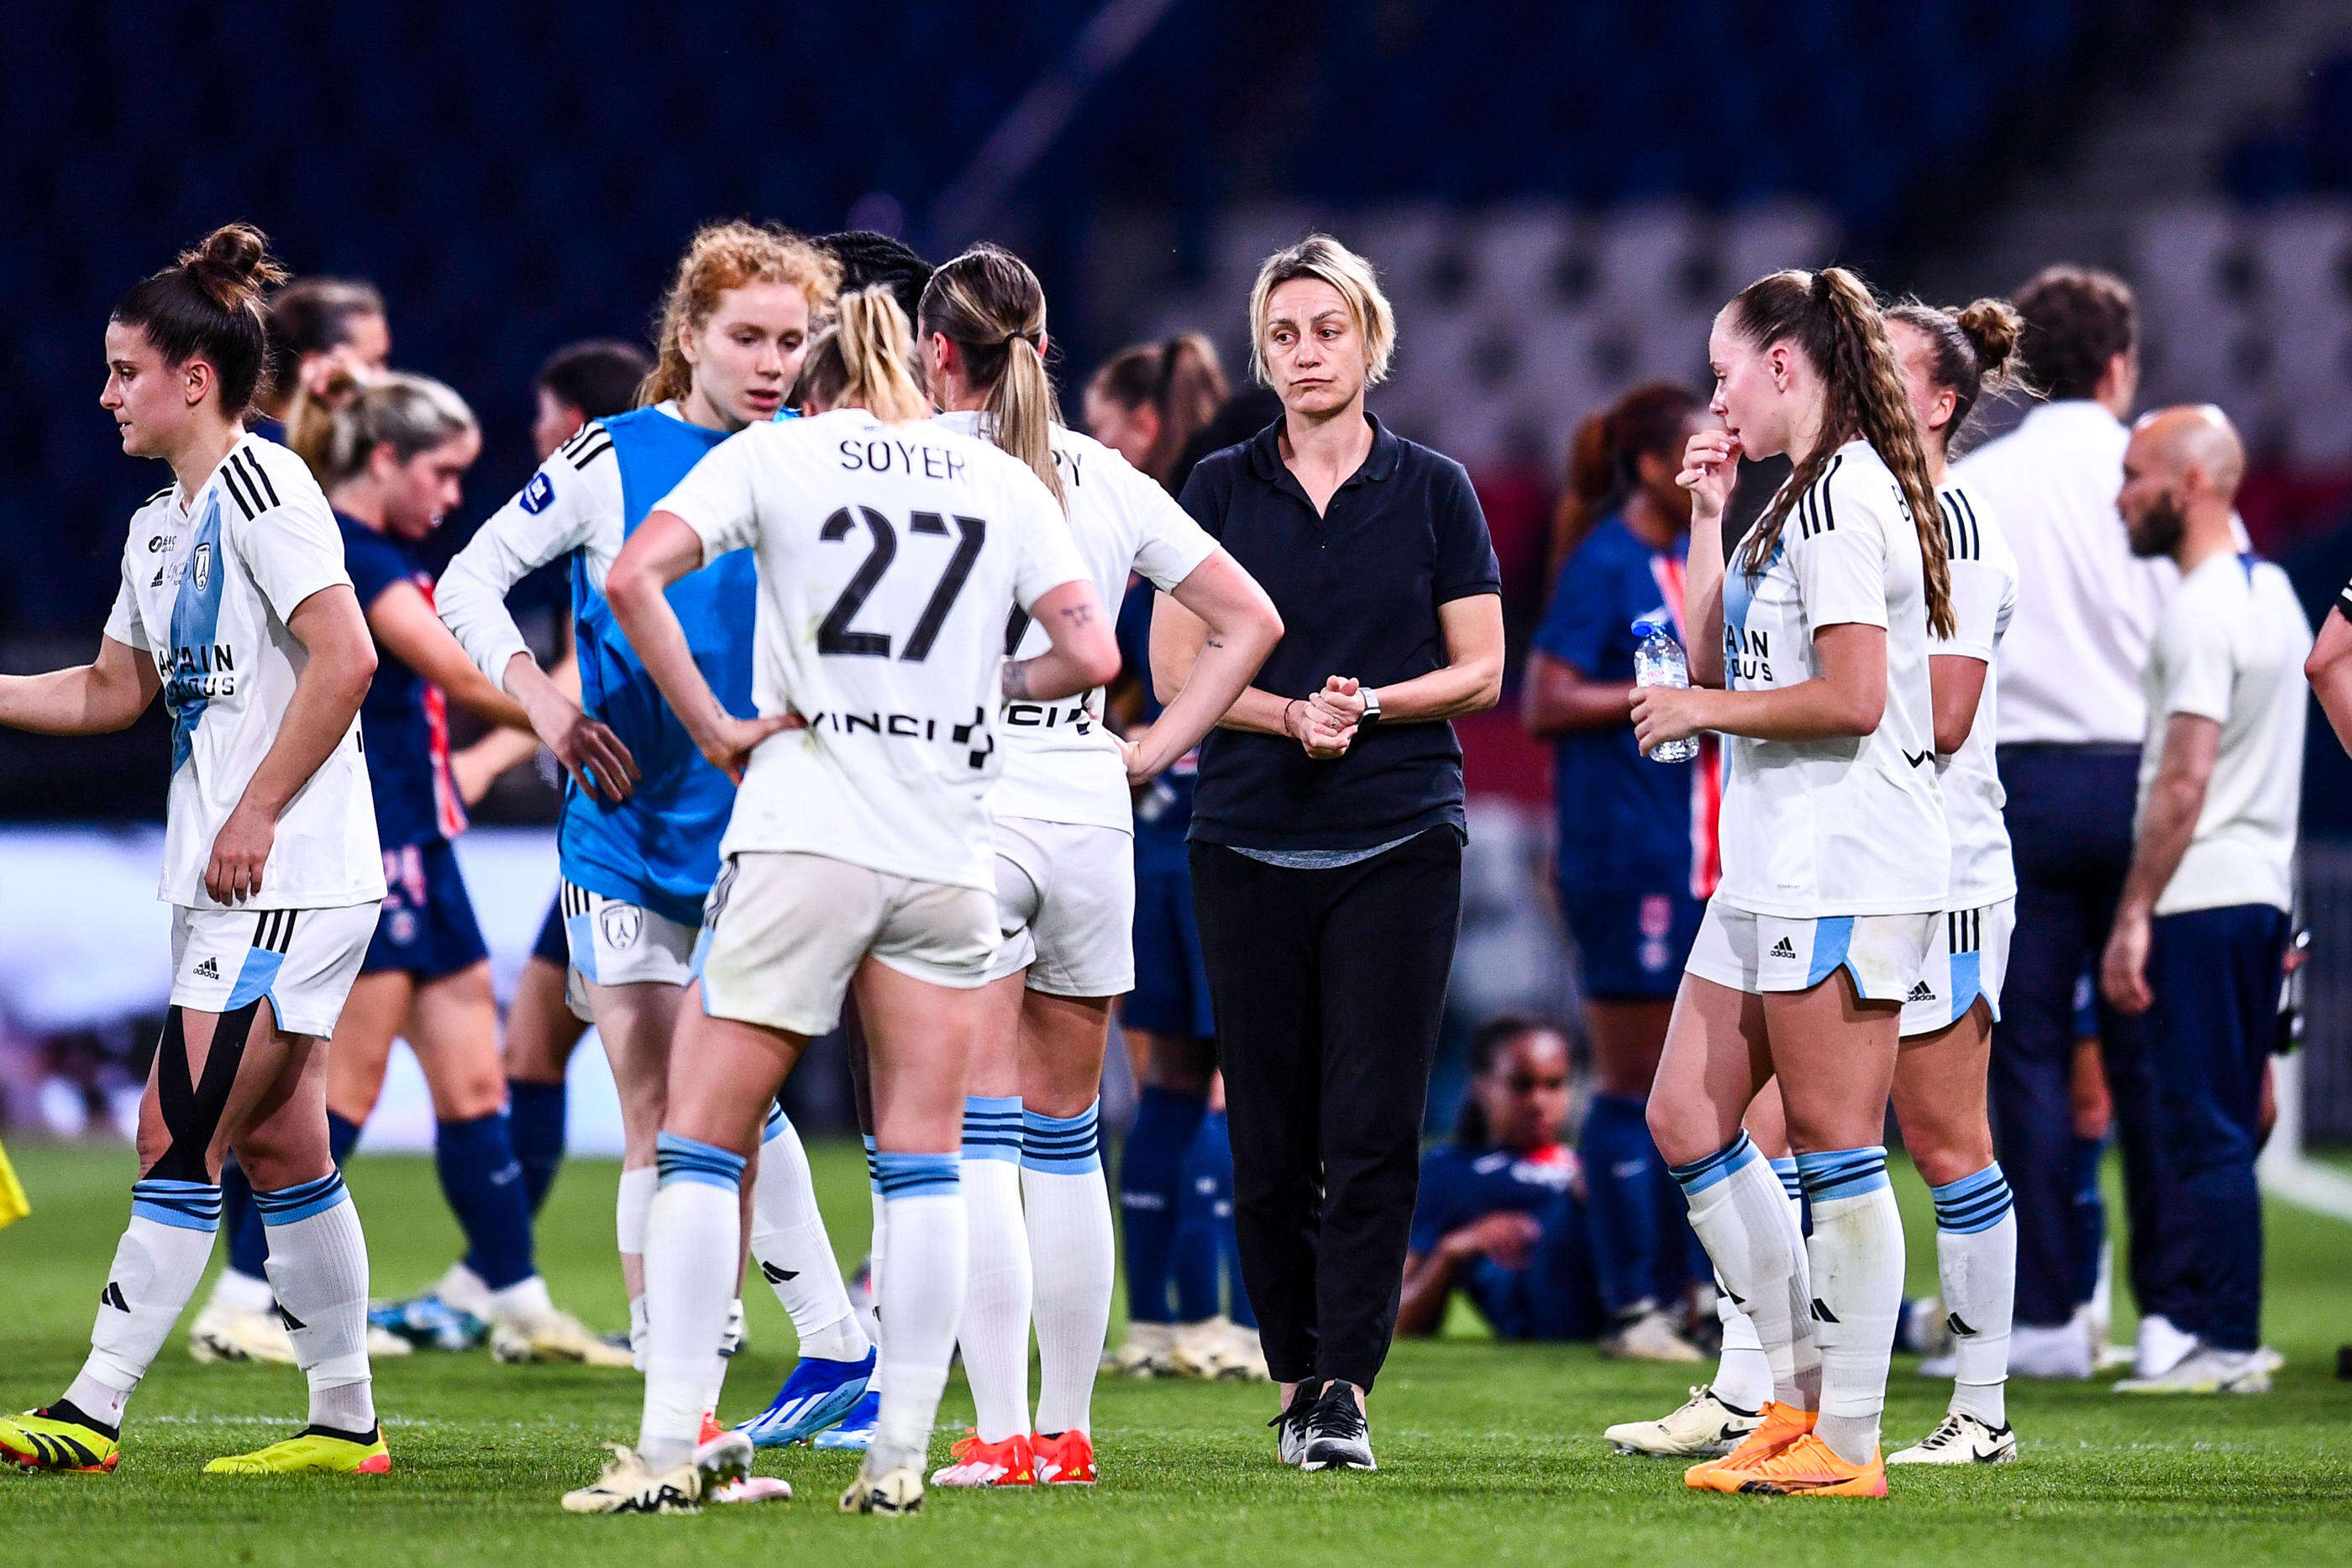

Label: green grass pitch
[3,1139,2349,1566]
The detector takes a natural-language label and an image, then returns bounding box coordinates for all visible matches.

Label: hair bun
[180,223,288,308]
[1955,297,2025,380]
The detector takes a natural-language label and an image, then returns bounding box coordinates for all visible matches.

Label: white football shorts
[169,902,378,1039]
[697,851,998,1036]
[983,816,1137,997]
[560,879,701,1018]
[1898,898,2015,1037]
[1685,903,1936,1004]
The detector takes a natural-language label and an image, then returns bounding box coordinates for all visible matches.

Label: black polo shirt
[1178,414,1501,853]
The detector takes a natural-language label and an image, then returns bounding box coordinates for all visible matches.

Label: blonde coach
[1152,236,1504,1471]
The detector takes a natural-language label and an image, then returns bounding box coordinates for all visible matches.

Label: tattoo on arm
[1204,636,1226,649]
[1002,659,1036,701]
[1055,603,1095,630]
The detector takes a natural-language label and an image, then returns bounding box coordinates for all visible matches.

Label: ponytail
[790,286,927,425]
[1547,380,1700,578]
[1088,333,1231,486]
[919,244,1064,507]
[297,372,477,491]
[1726,267,1953,638]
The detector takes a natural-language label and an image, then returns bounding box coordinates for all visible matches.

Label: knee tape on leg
[147,1002,263,1184]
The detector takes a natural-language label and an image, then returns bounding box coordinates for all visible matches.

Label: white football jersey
[934,413,1218,831]
[1929,478,2019,908]
[102,435,386,911]
[1715,439,1948,918]
[436,415,627,686]
[654,409,1090,890]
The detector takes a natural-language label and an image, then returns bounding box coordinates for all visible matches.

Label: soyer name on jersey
[1725,625,1772,684]
[837,435,969,482]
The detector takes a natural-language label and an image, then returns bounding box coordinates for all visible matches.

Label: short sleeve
[1175,457,1230,542]
[1120,463,1219,592]
[234,495,352,627]
[1530,545,1620,674]
[1792,475,1890,634]
[1009,471,1090,611]
[655,427,766,562]
[340,528,415,612]
[1431,461,1503,605]
[2155,597,2235,724]
[1931,554,2005,663]
[103,559,150,653]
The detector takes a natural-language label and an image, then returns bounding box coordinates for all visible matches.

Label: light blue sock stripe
[874,1151,960,1199]
[1796,1145,1891,1203]
[1021,1100,1101,1173]
[655,1130,746,1191]
[1931,1162,2013,1234]
[763,1100,788,1143]
[1767,1156,1803,1204]
[255,1172,349,1226]
[130,1179,222,1232]
[1667,1130,1757,1196]
[864,1135,881,1195]
[962,1095,1025,1162]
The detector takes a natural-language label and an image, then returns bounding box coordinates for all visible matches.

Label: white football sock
[73,1180,223,1426]
[1670,1133,1819,1410]
[1798,1147,1904,1464]
[1022,1101,1111,1437]
[486,1273,554,1326]
[256,1172,375,1434]
[1712,1289,1772,1413]
[957,1098,1032,1442]
[433,1260,491,1319]
[750,1107,869,1364]
[639,1135,746,1471]
[1931,1163,2016,1428]
[865,1169,889,1398]
[869,1156,963,1476]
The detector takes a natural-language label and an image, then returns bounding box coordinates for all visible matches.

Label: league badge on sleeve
[522,472,556,514]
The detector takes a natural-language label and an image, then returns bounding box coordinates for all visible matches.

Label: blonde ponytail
[790,286,927,424]
[918,244,1065,507]
[298,372,477,491]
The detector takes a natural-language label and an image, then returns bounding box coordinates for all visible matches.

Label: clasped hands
[1285,675,1367,760]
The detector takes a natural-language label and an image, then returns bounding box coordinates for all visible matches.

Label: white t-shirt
[437,415,628,686]
[2137,552,2311,916]
[102,436,386,911]
[1956,401,2172,747]
[1714,439,1948,918]
[1930,478,2019,907]
[654,409,1090,891]
[933,413,1218,831]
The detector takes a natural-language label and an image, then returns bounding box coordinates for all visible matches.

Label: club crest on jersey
[192,543,213,592]
[522,473,555,514]
[599,904,643,951]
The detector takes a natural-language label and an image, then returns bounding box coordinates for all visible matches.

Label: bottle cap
[1630,618,1662,638]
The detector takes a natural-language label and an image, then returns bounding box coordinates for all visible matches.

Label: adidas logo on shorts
[192,957,221,980]
[1768,937,1798,959]
[1908,981,1935,1003]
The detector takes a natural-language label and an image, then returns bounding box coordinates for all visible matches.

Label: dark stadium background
[8,0,2352,1145]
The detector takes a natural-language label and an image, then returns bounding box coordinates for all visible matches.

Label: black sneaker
[1269,1379,1321,1466]
[1299,1379,1374,1471]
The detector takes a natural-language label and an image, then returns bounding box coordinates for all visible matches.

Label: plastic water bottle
[1631,618,1699,763]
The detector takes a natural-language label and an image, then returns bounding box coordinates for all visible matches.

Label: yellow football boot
[0,1408,119,1473]
[204,1425,391,1475]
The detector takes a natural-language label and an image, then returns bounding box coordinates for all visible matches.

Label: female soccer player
[1629,267,1951,1498]
[1088,337,1267,1382]
[305,374,620,1362]
[1395,1018,1603,1341]
[1878,298,2025,1461]
[915,249,1281,1489]
[249,276,390,443]
[0,226,391,1476]
[567,286,1121,1517]
[438,223,872,1426]
[1523,381,1713,1364]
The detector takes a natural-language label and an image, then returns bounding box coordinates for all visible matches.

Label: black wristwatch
[1358,687,1381,727]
